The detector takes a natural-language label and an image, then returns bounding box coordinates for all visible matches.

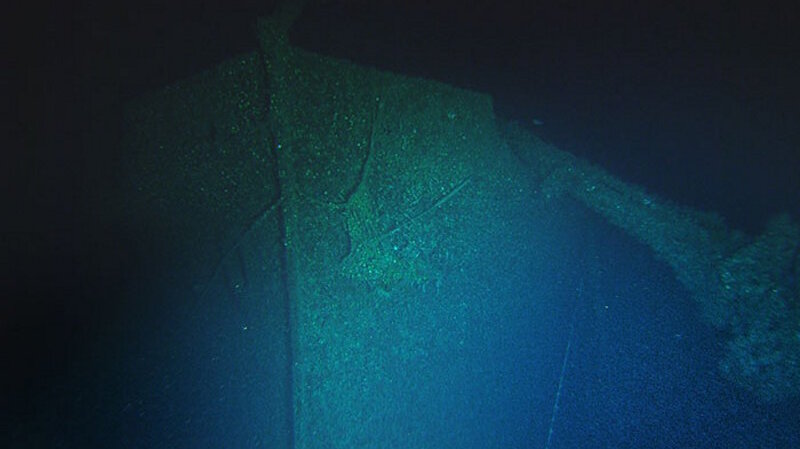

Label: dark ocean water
[7,1,799,447]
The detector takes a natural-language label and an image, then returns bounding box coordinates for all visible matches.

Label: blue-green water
[6,1,799,448]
